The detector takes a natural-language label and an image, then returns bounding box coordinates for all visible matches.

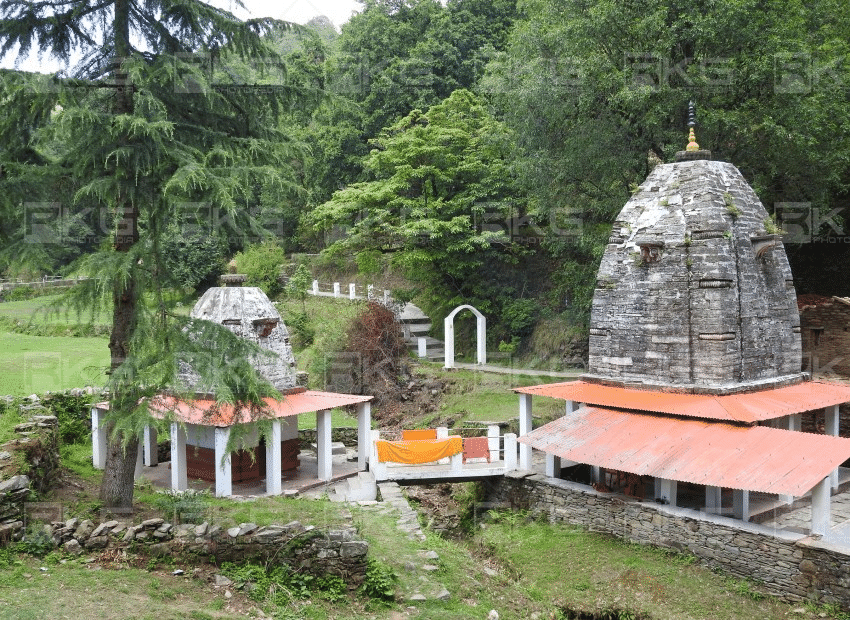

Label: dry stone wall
[47,517,368,584]
[489,471,850,607]
[799,297,850,378]
[0,408,60,541]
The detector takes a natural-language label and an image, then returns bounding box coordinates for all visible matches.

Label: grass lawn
[478,518,822,620]
[0,553,246,620]
[412,364,566,429]
[0,332,109,395]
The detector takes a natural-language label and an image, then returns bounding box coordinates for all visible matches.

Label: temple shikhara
[518,106,850,535]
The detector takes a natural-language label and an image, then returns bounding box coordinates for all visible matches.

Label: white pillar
[826,405,840,489]
[317,409,332,481]
[451,452,463,473]
[91,407,108,470]
[312,279,318,294]
[733,489,750,521]
[592,466,602,485]
[566,400,577,414]
[357,402,371,470]
[417,337,427,358]
[444,315,455,369]
[518,394,532,470]
[383,289,390,304]
[504,433,517,472]
[487,425,499,462]
[214,426,232,498]
[143,425,158,466]
[349,283,356,299]
[436,426,449,464]
[476,314,487,366]
[811,476,831,536]
[705,485,722,514]
[367,284,374,299]
[780,414,802,504]
[265,420,282,495]
[546,453,562,478]
[658,478,677,506]
[370,430,387,481]
[170,422,188,492]
[134,438,144,480]
[333,282,340,297]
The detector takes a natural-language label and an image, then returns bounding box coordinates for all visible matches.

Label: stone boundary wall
[0,411,61,540]
[40,517,368,585]
[799,299,850,378]
[489,471,850,607]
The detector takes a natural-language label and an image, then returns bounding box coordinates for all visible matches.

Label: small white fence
[308,280,392,304]
[369,425,518,482]
[0,275,88,292]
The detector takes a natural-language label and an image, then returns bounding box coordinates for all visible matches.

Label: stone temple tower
[180,273,297,392]
[585,110,803,393]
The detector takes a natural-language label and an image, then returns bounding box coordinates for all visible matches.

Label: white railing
[0,275,88,292]
[369,425,518,482]
[309,280,391,304]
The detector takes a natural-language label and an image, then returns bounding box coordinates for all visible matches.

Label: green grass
[0,332,109,395]
[0,553,245,620]
[412,364,565,429]
[0,295,111,326]
[477,518,800,620]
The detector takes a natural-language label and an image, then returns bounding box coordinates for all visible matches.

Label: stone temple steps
[330,471,377,503]
[398,303,444,363]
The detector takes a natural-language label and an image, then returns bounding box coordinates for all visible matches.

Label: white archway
[444,305,486,369]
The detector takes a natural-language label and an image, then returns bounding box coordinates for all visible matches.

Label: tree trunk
[99,0,139,512]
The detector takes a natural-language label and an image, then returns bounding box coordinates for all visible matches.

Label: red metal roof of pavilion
[519,406,850,496]
[514,380,850,423]
[135,390,372,427]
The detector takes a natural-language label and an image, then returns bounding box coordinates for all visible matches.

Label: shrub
[161,225,227,292]
[360,557,397,604]
[234,241,286,298]
[341,302,408,413]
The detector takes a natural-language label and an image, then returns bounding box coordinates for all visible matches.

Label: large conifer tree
[0,0,303,509]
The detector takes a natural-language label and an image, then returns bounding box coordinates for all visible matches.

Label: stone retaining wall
[48,517,368,585]
[489,471,850,607]
[0,410,61,540]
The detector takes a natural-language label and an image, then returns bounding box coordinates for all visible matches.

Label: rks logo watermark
[775,202,846,243]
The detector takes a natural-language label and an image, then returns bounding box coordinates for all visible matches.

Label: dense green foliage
[3,0,850,365]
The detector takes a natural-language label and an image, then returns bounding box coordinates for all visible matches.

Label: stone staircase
[303,477,452,603]
[398,303,444,363]
[329,471,377,503]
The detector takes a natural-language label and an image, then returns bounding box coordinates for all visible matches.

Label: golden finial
[685,100,699,151]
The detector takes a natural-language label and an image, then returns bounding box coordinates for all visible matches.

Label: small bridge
[368,427,519,483]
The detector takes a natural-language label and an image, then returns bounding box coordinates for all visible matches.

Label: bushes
[234,241,286,298]
[341,302,408,412]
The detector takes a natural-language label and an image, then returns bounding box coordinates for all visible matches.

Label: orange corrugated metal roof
[142,391,372,426]
[519,406,850,496]
[515,380,850,423]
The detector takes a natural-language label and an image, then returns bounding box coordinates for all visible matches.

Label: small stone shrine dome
[181,278,297,392]
[586,157,803,394]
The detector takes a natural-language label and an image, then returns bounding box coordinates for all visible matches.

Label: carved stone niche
[253,317,279,338]
[750,234,780,258]
[636,238,664,264]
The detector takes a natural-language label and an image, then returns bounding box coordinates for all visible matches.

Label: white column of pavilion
[518,393,533,470]
[545,400,574,478]
[317,409,332,481]
[826,404,840,489]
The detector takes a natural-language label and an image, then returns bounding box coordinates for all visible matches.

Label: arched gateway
[443,305,486,369]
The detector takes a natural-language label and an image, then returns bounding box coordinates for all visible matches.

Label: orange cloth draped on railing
[376,436,463,464]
